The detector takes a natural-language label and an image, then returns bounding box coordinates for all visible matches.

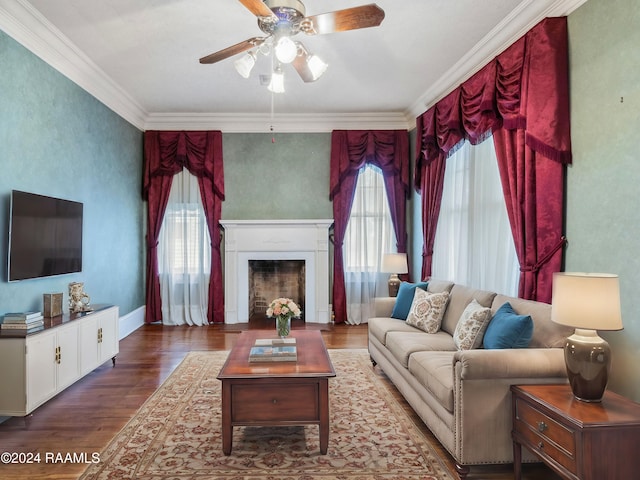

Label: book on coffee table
[254,338,296,346]
[249,344,297,362]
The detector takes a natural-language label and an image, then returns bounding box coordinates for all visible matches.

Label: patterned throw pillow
[406,289,450,333]
[453,299,492,350]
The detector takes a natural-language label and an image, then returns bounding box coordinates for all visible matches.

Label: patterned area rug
[80,349,454,480]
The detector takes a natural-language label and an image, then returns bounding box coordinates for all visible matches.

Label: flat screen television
[8,190,83,282]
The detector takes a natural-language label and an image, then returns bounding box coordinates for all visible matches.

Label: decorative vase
[276,315,291,338]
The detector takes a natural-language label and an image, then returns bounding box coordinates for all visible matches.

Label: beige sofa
[367,279,573,479]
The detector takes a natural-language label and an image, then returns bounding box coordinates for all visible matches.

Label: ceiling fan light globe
[274,36,298,64]
[267,69,285,93]
[307,54,328,80]
[234,51,256,78]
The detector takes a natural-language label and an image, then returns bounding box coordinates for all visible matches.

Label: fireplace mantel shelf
[221,219,334,227]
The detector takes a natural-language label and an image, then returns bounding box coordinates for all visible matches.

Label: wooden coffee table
[217,330,336,455]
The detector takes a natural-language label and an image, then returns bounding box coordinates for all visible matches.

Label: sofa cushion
[491,294,574,348]
[483,302,534,349]
[385,331,456,368]
[368,317,423,346]
[406,289,450,333]
[440,284,497,336]
[391,281,429,320]
[408,351,455,413]
[453,299,492,350]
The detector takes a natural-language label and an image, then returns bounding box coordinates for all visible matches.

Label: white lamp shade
[381,253,408,274]
[234,52,256,78]
[275,37,298,64]
[307,54,328,80]
[551,272,623,331]
[267,69,285,93]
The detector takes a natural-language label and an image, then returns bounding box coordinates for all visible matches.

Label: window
[343,164,397,324]
[157,170,211,325]
[344,164,396,272]
[160,205,210,275]
[432,139,519,295]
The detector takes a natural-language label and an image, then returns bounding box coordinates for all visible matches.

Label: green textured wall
[0,30,144,317]
[222,133,333,220]
[567,0,640,401]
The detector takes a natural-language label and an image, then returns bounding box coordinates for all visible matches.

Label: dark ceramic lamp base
[564,328,611,402]
[387,274,401,297]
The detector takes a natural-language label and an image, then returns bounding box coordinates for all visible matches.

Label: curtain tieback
[519,236,567,273]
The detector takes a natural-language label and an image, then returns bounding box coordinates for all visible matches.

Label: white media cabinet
[0,304,118,417]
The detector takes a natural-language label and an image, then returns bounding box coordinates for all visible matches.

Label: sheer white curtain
[344,165,396,325]
[158,169,211,326]
[432,139,519,296]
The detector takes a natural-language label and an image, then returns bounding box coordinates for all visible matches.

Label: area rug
[80,349,454,480]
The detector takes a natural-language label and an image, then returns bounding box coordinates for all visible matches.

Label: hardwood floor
[0,320,559,479]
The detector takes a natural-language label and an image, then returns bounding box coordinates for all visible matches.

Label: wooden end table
[217,330,336,455]
[511,384,640,480]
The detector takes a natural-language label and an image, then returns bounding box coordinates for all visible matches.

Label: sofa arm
[453,348,567,380]
[374,297,396,317]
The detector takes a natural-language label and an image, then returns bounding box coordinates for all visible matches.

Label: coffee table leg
[319,378,329,455]
[221,381,232,455]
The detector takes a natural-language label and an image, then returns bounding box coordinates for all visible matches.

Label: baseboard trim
[119,306,145,340]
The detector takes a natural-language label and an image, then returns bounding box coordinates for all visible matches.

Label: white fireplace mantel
[220,219,333,324]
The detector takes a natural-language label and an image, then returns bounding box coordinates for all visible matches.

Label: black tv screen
[8,190,83,281]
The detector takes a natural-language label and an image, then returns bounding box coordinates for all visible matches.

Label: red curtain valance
[143,131,224,201]
[330,130,410,200]
[415,17,572,190]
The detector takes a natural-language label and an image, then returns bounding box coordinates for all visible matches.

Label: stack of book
[249,338,297,362]
[1,311,45,333]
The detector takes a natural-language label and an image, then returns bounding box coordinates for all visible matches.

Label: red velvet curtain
[143,130,225,324]
[414,17,571,302]
[414,113,447,281]
[330,130,410,323]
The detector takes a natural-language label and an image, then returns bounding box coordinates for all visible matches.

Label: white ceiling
[0,0,586,131]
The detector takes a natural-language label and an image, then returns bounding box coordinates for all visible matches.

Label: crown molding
[144,112,412,133]
[2,0,587,133]
[405,0,589,122]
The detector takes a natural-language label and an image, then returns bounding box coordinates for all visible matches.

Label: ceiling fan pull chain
[270,91,276,143]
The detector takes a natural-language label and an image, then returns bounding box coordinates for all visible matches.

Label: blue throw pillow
[391,281,429,320]
[483,302,533,349]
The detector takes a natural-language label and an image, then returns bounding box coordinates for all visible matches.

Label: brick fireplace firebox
[219,220,333,324]
[248,260,305,321]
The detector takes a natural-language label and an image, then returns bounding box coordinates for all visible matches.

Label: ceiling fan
[199,0,385,87]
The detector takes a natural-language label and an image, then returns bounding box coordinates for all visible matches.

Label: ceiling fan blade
[303,4,385,35]
[237,0,277,19]
[199,37,266,64]
[292,49,315,83]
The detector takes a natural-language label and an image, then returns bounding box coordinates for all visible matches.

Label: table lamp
[551,272,623,402]
[381,253,408,297]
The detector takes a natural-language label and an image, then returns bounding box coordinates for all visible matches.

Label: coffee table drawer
[231,382,320,422]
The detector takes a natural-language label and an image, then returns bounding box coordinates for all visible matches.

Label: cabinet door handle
[537,421,548,433]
